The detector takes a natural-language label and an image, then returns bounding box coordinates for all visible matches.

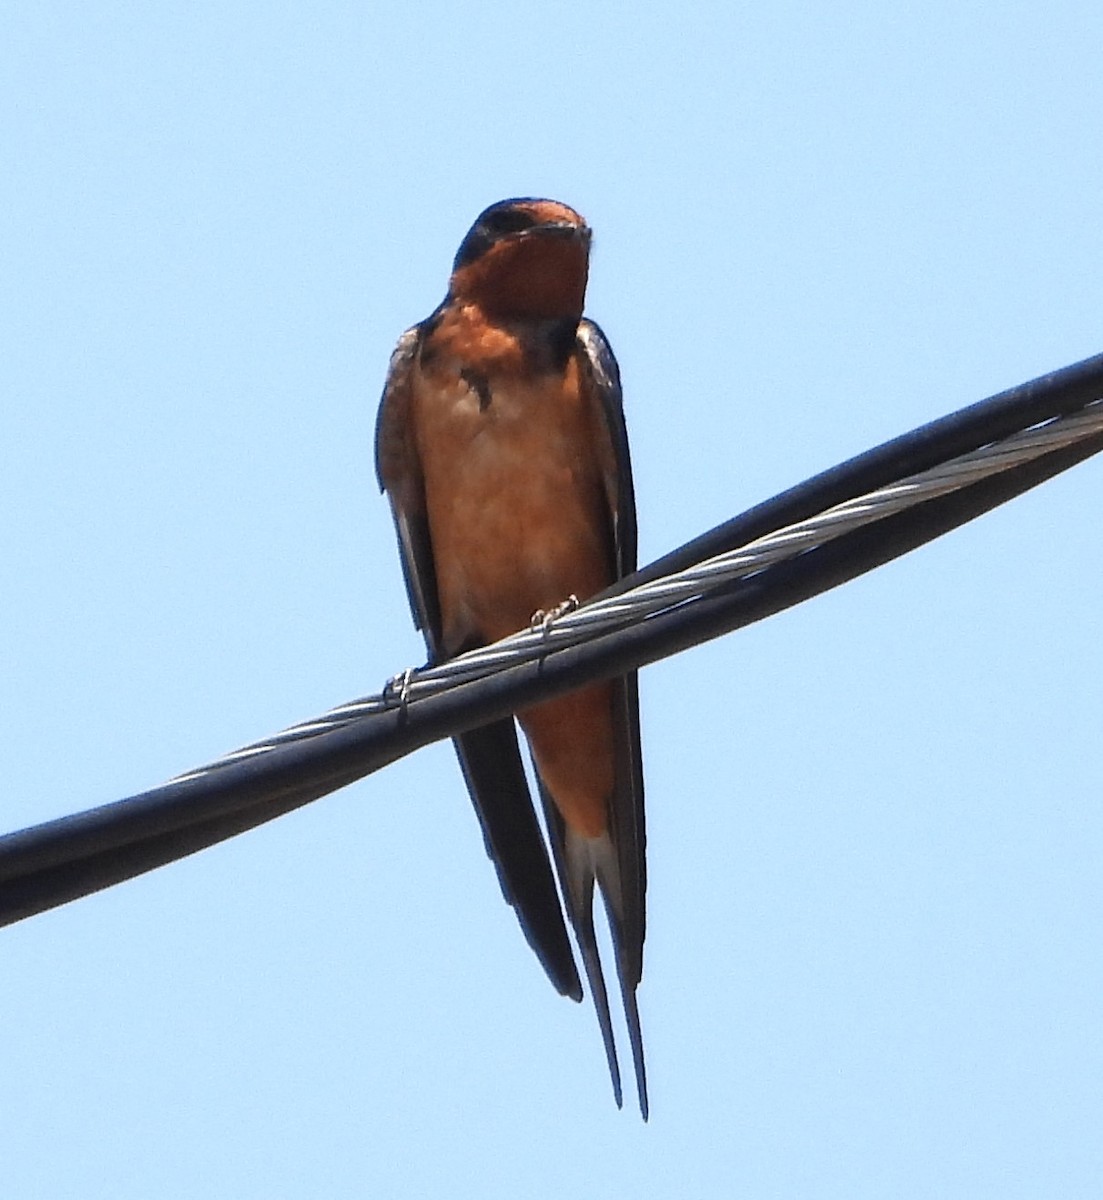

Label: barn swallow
[375,198,647,1117]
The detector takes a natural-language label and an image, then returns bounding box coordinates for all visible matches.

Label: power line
[2,349,1102,928]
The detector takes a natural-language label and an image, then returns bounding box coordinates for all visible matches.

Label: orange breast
[413,349,616,836]
[414,354,612,647]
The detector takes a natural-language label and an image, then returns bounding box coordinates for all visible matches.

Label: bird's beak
[523,221,591,246]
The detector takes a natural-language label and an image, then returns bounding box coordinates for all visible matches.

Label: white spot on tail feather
[563,828,623,923]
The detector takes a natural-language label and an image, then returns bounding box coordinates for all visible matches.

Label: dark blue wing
[538,319,649,1115]
[375,325,582,1001]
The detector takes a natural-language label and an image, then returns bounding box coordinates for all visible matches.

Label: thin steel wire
[168,396,1103,784]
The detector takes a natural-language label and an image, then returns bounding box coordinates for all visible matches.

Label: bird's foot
[530,594,579,635]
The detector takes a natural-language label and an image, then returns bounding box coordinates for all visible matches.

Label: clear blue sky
[3,3,1102,1196]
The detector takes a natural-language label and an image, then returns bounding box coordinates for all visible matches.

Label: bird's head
[448,198,591,322]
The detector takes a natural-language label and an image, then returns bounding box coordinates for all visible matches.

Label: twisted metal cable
[170,396,1103,784]
[3,350,1102,931]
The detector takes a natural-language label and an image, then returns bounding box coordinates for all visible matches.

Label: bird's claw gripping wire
[530,594,579,637]
[383,666,416,708]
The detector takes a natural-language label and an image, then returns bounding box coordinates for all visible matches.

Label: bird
[375,198,647,1117]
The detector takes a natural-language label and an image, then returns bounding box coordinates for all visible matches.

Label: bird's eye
[480,207,537,238]
[452,204,539,271]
